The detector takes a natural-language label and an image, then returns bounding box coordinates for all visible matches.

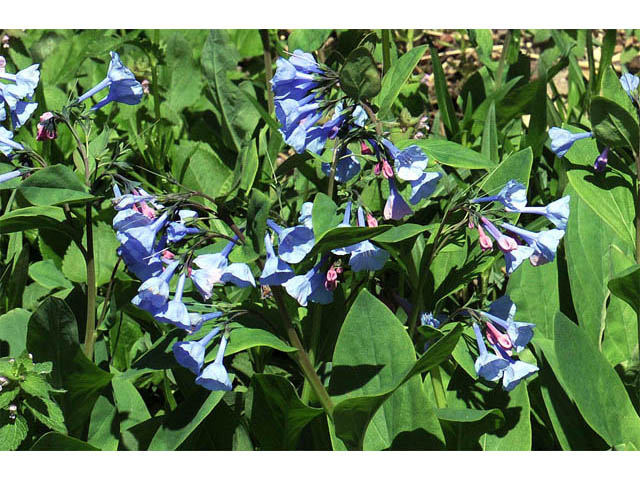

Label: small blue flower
[517,195,570,230]
[187,311,223,334]
[620,73,639,100]
[131,260,180,312]
[0,126,24,156]
[196,334,233,391]
[283,261,333,306]
[348,207,389,272]
[409,171,441,205]
[501,223,565,265]
[0,169,22,185]
[76,51,143,111]
[117,212,169,260]
[298,202,314,229]
[501,358,539,391]
[321,148,361,183]
[472,323,510,382]
[471,179,528,212]
[173,326,222,375]
[548,127,593,157]
[259,232,295,286]
[384,178,413,220]
[153,273,193,330]
[266,219,315,264]
[190,238,255,301]
[381,139,429,181]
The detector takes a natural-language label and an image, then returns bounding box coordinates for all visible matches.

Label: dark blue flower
[131,260,180,312]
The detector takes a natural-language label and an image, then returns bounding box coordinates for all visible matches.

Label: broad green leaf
[240,140,259,192]
[479,147,534,197]
[205,326,297,362]
[375,45,427,115]
[250,374,323,450]
[564,129,635,247]
[30,432,99,451]
[311,193,339,238]
[288,30,332,52]
[507,261,559,340]
[601,66,636,119]
[591,96,639,153]
[436,407,503,424]
[24,396,67,434]
[164,32,201,112]
[480,382,532,450]
[112,375,151,432]
[201,30,260,152]
[330,289,447,450]
[609,265,640,316]
[18,165,94,206]
[172,140,233,200]
[29,259,72,290]
[303,225,391,261]
[148,389,226,450]
[87,395,119,451]
[372,223,432,243]
[228,29,263,58]
[0,415,28,450]
[339,47,381,100]
[397,138,494,170]
[551,312,640,447]
[0,206,65,233]
[62,220,121,287]
[0,308,30,356]
[480,102,499,164]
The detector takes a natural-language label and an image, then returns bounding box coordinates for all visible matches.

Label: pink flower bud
[141,79,150,94]
[477,225,493,251]
[139,201,156,219]
[36,112,57,141]
[162,250,175,260]
[325,266,340,291]
[366,213,378,227]
[485,322,513,350]
[361,141,373,155]
[497,236,518,252]
[374,162,382,176]
[382,159,394,179]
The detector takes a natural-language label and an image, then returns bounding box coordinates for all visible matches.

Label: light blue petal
[172,341,206,375]
[278,226,315,264]
[409,171,441,205]
[502,361,538,391]
[349,241,390,272]
[475,353,509,382]
[196,363,233,391]
[221,262,256,288]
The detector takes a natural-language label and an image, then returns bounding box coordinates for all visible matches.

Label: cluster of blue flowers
[261,200,390,306]
[471,179,569,275]
[471,296,538,391]
[112,185,253,391]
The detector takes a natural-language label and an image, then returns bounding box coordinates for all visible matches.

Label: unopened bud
[366,213,378,227]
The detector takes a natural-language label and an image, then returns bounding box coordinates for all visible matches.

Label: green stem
[326,142,340,198]
[259,29,275,115]
[586,30,597,99]
[430,366,448,408]
[83,202,97,359]
[382,30,392,76]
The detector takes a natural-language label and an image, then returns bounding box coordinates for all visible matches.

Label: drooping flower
[481,217,533,274]
[259,231,295,286]
[516,196,570,230]
[620,73,639,100]
[131,260,180,312]
[384,178,413,220]
[266,219,315,264]
[196,334,233,391]
[0,125,24,156]
[36,112,57,141]
[409,170,442,205]
[321,147,361,183]
[471,179,527,212]
[500,222,565,266]
[190,238,255,301]
[348,207,390,272]
[593,147,609,173]
[381,139,428,181]
[548,127,593,157]
[167,210,200,243]
[283,261,333,306]
[153,273,192,330]
[173,326,222,375]
[76,51,143,111]
[187,311,223,335]
[472,323,510,382]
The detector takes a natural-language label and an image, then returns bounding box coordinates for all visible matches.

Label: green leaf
[609,265,640,316]
[429,42,459,137]
[565,128,635,247]
[480,382,532,450]
[205,327,297,362]
[61,221,121,287]
[201,30,260,152]
[311,193,339,238]
[0,415,28,451]
[164,32,201,112]
[240,140,259,192]
[329,289,446,450]
[112,375,151,432]
[339,47,381,100]
[148,389,226,450]
[20,374,54,398]
[397,139,494,170]
[30,432,99,451]
[375,45,427,115]
[29,259,72,290]
[480,102,499,164]
[507,261,559,340]
[0,206,65,233]
[172,140,233,200]
[601,66,636,119]
[24,396,67,434]
[18,165,94,206]
[436,407,503,424]
[479,147,534,197]
[372,223,432,243]
[288,30,332,52]
[591,96,639,153]
[250,374,323,450]
[87,395,119,451]
[549,312,640,447]
[0,308,30,356]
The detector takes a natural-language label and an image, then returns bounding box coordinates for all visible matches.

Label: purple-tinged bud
[594,147,609,173]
